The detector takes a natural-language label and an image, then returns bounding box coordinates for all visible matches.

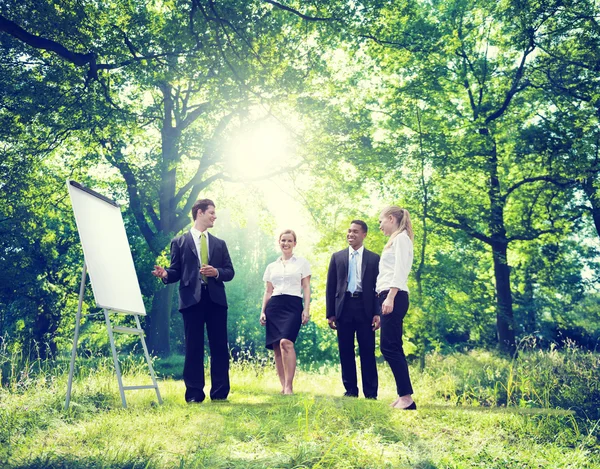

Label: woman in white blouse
[376,206,416,410]
[260,229,311,394]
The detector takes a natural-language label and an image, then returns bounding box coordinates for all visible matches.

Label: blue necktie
[348,250,357,294]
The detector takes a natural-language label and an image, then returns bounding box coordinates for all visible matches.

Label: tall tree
[1,0,326,354]
[353,0,586,353]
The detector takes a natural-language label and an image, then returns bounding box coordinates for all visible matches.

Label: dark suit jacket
[326,247,380,321]
[163,231,235,310]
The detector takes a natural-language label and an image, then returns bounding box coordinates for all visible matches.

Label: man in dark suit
[326,220,380,399]
[152,199,234,403]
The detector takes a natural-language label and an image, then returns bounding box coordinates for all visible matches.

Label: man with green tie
[152,199,235,403]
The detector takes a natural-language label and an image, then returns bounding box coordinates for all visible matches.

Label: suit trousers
[379,290,413,396]
[181,286,230,401]
[336,295,378,398]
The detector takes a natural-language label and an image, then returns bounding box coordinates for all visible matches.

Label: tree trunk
[522,265,536,334]
[415,107,429,371]
[147,283,176,356]
[486,132,516,355]
[582,178,600,238]
[144,83,180,356]
[491,242,516,355]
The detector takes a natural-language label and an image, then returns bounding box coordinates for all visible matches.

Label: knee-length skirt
[265,294,303,350]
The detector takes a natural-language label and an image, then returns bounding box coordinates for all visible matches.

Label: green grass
[0,349,599,468]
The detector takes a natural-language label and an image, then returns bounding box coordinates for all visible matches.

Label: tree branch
[173,110,237,207]
[508,228,559,242]
[0,14,188,80]
[502,175,573,202]
[262,0,338,22]
[177,102,211,135]
[428,214,493,244]
[146,204,161,232]
[0,13,98,78]
[103,143,157,252]
[484,38,535,124]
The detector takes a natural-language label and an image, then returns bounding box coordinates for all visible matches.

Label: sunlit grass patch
[1,349,599,468]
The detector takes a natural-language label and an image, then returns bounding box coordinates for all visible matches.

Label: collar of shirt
[190,226,209,240]
[277,255,297,264]
[348,245,365,257]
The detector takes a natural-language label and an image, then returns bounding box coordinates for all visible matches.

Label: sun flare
[225,119,294,180]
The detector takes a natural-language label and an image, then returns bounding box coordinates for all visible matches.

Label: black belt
[201,283,209,289]
[346,291,362,298]
[377,290,389,298]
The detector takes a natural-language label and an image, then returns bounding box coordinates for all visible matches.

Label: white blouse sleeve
[390,234,411,290]
[301,258,311,279]
[262,263,272,283]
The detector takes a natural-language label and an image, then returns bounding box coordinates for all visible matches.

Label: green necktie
[200,232,208,282]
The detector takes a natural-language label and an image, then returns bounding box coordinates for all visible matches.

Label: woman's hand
[259,311,267,326]
[301,309,310,325]
[381,297,394,315]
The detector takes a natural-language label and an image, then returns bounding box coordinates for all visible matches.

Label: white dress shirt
[263,255,311,298]
[347,245,364,292]
[190,226,209,262]
[190,227,219,280]
[376,231,413,294]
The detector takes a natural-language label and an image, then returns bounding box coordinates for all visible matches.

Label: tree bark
[581,177,600,238]
[487,134,516,355]
[147,283,176,356]
[145,84,180,356]
[522,265,536,334]
[491,242,516,354]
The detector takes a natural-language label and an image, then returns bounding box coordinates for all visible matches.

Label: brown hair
[381,206,414,247]
[279,229,297,242]
[192,199,215,220]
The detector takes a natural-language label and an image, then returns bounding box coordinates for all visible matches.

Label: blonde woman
[376,206,416,409]
[260,230,311,394]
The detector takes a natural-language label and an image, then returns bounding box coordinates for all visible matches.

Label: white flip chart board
[67,180,146,315]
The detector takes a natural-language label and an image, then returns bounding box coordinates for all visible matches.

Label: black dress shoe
[343,392,358,398]
[399,401,417,410]
[365,396,377,400]
[186,397,204,404]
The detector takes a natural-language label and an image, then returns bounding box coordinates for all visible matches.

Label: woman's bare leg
[272,342,285,392]
[279,338,296,394]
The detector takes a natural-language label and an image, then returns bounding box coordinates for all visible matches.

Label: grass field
[0,348,599,468]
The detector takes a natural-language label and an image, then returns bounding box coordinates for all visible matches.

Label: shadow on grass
[419,403,576,416]
[7,447,440,469]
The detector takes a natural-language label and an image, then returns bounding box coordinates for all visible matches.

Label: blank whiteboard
[67,180,146,315]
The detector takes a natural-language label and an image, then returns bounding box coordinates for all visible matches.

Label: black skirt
[265,294,303,349]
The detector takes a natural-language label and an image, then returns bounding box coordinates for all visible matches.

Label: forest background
[2,0,600,384]
[2,1,600,467]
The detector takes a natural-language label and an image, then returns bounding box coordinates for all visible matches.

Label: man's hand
[152,265,167,279]
[259,311,266,326]
[200,264,218,277]
[372,315,381,331]
[327,317,337,330]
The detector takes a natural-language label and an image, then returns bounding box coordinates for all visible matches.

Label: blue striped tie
[348,251,357,294]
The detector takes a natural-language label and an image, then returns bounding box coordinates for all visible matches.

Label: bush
[418,339,600,418]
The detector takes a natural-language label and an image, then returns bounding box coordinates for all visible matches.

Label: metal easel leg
[65,263,87,410]
[104,309,127,408]
[135,314,163,404]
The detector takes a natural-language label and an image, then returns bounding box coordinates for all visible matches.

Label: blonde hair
[381,206,414,248]
[279,229,297,242]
